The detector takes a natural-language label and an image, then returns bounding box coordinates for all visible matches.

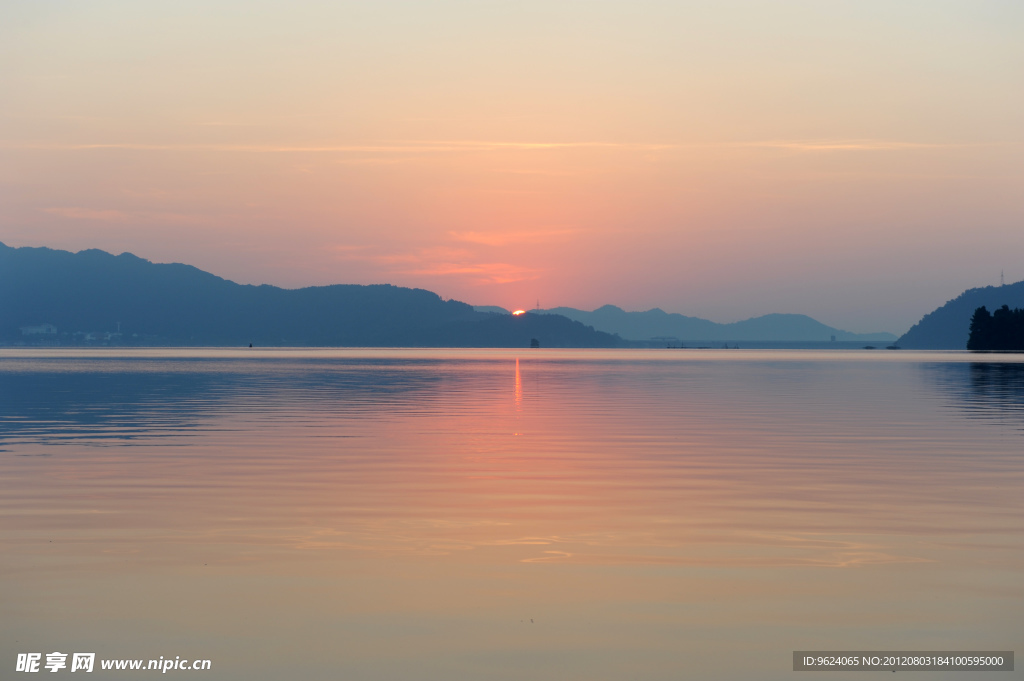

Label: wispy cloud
[4,138,978,155]
[329,244,372,253]
[44,207,129,222]
[43,206,212,225]
[334,244,539,285]
[449,228,579,247]
[402,261,540,285]
[336,246,475,266]
[3,140,679,154]
[331,157,414,165]
[732,139,962,152]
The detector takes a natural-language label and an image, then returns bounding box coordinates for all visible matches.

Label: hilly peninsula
[0,243,623,348]
[898,280,1024,349]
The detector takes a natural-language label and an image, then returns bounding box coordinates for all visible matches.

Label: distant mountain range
[23,240,996,349]
[0,243,623,348]
[897,280,1024,349]
[475,305,896,343]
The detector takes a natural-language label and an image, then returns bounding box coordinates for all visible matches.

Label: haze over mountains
[538,306,895,343]
[475,305,894,343]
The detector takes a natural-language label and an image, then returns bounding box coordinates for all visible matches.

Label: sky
[1,0,1022,334]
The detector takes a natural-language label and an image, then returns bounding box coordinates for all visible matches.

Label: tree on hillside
[968,305,1024,351]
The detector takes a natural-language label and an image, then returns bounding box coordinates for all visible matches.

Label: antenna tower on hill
[1001,270,1005,287]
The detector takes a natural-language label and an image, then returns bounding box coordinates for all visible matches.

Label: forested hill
[0,243,623,348]
[898,280,1024,349]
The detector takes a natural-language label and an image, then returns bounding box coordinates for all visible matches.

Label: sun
[512,310,526,316]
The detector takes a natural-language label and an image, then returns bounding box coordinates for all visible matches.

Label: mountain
[537,305,896,342]
[0,243,624,348]
[898,281,1024,349]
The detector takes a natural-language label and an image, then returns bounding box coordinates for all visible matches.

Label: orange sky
[2,1,1022,333]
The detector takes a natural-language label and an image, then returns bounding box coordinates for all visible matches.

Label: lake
[1,349,1021,679]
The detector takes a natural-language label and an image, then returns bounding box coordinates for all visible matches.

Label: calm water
[1,349,1022,680]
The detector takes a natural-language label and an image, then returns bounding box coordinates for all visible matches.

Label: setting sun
[512,310,526,316]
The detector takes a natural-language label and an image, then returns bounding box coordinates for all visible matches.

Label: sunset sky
[2,1,1022,333]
